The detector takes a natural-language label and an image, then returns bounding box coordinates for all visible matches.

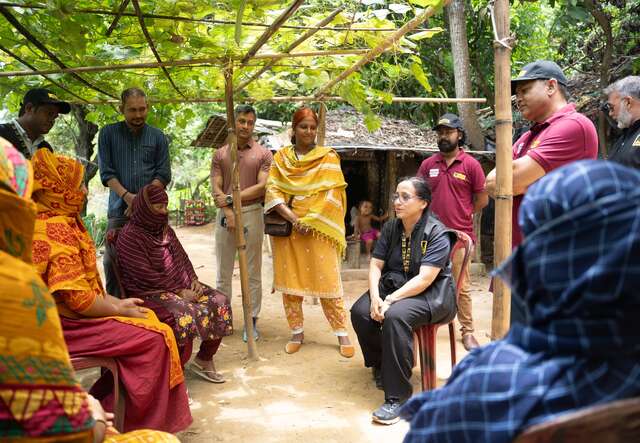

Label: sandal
[339,345,355,358]
[284,340,303,354]
[190,361,226,384]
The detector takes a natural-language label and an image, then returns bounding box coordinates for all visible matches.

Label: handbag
[264,196,294,237]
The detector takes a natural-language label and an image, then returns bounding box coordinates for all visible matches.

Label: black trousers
[103,216,129,297]
[350,291,432,401]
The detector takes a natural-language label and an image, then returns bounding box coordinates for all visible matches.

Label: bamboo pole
[131,0,185,97]
[0,2,435,32]
[309,102,328,306]
[235,6,345,93]
[240,0,305,65]
[314,0,452,98]
[490,0,513,340]
[68,96,487,106]
[224,62,258,360]
[0,6,117,99]
[0,50,372,78]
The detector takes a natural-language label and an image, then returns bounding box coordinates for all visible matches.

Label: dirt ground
[162,224,493,443]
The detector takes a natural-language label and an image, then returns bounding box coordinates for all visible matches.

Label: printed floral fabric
[144,286,233,346]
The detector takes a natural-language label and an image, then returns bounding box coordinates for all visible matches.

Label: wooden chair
[71,356,126,432]
[414,230,473,391]
[514,397,640,443]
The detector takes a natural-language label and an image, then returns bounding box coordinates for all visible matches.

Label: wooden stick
[70,96,487,105]
[0,44,89,103]
[105,0,129,37]
[224,62,259,360]
[235,6,345,93]
[0,49,371,78]
[0,6,116,99]
[314,0,452,97]
[0,2,435,32]
[490,0,513,340]
[130,0,184,97]
[241,0,305,65]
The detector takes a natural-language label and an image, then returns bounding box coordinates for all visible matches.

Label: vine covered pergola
[0,0,513,358]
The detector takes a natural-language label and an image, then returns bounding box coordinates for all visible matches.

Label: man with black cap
[417,113,488,351]
[604,75,640,169]
[485,60,598,325]
[486,60,598,248]
[0,88,71,159]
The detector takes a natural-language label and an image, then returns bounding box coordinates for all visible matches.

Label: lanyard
[401,232,411,274]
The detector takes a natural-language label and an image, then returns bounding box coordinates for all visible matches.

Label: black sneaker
[371,367,383,390]
[372,399,405,425]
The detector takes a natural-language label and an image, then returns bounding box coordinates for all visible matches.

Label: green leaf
[364,112,382,132]
[407,27,444,40]
[408,0,441,7]
[410,62,432,92]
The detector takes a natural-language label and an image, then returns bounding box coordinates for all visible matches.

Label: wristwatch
[225,195,233,207]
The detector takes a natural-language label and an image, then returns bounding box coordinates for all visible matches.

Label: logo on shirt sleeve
[633,134,640,147]
[453,172,467,181]
[429,168,439,177]
[531,139,541,149]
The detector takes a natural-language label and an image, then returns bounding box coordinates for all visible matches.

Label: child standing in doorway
[351,200,388,258]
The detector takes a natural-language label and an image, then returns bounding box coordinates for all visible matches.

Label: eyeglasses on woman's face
[392,192,417,203]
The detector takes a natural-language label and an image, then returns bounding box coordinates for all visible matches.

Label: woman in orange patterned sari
[30,148,192,434]
[0,138,178,441]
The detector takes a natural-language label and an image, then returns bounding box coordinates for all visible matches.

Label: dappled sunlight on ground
[163,224,493,442]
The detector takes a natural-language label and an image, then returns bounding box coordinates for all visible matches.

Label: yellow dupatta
[30,149,183,389]
[265,145,347,255]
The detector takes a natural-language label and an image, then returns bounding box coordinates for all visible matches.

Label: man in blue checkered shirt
[402,160,640,443]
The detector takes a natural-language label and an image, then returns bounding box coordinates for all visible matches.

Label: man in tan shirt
[211,104,273,341]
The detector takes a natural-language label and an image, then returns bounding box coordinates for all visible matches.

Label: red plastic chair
[415,230,473,391]
[71,356,126,432]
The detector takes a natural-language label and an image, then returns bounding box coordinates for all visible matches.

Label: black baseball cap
[433,113,464,131]
[511,60,568,95]
[22,88,71,114]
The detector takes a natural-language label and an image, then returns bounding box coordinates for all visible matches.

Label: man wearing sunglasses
[485,60,598,250]
[485,60,598,326]
[604,76,640,169]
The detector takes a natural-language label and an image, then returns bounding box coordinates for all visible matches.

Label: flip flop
[190,361,226,384]
[284,340,303,354]
[339,344,355,358]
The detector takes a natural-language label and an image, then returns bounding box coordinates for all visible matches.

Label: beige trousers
[451,245,474,335]
[215,203,264,318]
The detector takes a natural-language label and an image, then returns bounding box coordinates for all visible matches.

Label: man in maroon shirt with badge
[417,113,488,350]
[485,60,598,324]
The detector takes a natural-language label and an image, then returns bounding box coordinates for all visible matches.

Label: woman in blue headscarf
[402,160,640,443]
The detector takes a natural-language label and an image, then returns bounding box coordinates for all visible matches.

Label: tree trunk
[71,105,99,185]
[447,0,485,150]
[583,0,613,157]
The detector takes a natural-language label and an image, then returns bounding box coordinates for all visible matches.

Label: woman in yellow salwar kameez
[265,107,355,358]
[0,138,178,442]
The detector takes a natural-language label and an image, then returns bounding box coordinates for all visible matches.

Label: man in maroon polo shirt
[485,60,598,324]
[417,113,488,350]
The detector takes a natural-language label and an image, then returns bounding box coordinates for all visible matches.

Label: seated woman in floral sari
[115,184,233,383]
[30,148,192,434]
[0,139,179,442]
